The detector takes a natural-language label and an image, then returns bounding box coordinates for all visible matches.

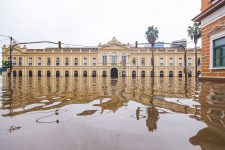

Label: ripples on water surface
[0,76,225,150]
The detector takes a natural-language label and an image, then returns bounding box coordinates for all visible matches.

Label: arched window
[65,57,69,66]
[132,58,136,66]
[65,71,69,77]
[169,71,173,77]
[74,57,78,66]
[38,57,42,66]
[19,57,22,66]
[160,58,164,66]
[56,71,60,77]
[160,71,164,77]
[188,58,192,66]
[47,57,51,66]
[102,71,107,77]
[141,58,145,66]
[169,57,173,66]
[92,71,97,77]
[141,71,145,77]
[83,70,88,77]
[93,58,97,66]
[178,71,182,77]
[83,57,87,66]
[74,71,78,77]
[178,58,182,66]
[13,57,16,65]
[56,57,60,66]
[132,71,136,77]
[198,58,201,66]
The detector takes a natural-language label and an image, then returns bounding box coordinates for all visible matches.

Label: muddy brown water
[0,76,225,150]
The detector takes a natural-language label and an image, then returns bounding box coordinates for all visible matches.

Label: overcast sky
[0,0,201,49]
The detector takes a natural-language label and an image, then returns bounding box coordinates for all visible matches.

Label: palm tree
[145,26,159,77]
[187,22,201,78]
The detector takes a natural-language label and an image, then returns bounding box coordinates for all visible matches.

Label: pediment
[4,48,23,54]
[100,37,128,50]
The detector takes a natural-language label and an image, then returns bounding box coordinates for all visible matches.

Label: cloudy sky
[0,0,201,49]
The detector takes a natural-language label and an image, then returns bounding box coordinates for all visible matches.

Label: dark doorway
[65,71,69,77]
[160,71,164,77]
[56,71,60,77]
[19,70,22,77]
[13,70,17,77]
[141,71,145,77]
[38,70,41,77]
[29,70,32,77]
[103,71,107,77]
[169,71,173,77]
[92,71,96,77]
[83,71,87,77]
[111,68,118,77]
[179,71,182,78]
[188,71,192,77]
[74,71,78,77]
[47,71,51,77]
[132,71,136,77]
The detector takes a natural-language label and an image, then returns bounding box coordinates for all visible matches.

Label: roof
[192,0,225,22]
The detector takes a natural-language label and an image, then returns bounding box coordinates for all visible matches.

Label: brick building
[193,0,225,81]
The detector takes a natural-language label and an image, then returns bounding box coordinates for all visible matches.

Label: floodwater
[0,76,225,150]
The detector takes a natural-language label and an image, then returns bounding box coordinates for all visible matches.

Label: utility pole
[9,36,13,77]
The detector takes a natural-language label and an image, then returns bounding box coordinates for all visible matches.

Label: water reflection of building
[190,82,225,150]
[1,76,200,118]
[2,37,201,77]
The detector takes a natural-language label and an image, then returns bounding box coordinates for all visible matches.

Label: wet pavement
[0,76,225,150]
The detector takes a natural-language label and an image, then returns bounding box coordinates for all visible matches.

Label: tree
[145,26,159,77]
[187,22,202,78]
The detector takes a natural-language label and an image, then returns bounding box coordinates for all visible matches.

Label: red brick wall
[201,16,225,78]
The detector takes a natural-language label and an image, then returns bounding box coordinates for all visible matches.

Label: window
[213,36,225,68]
[47,57,51,66]
[188,58,192,66]
[132,58,136,66]
[83,57,87,66]
[74,58,78,66]
[179,58,182,66]
[122,55,126,66]
[19,57,22,66]
[160,58,164,66]
[29,57,32,66]
[141,58,145,66]
[169,57,173,66]
[38,57,42,66]
[56,57,60,66]
[65,57,69,66]
[13,57,16,65]
[197,58,201,66]
[112,54,117,65]
[160,71,164,77]
[103,55,107,65]
[93,58,97,66]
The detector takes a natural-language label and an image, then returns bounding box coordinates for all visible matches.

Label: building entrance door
[111,68,118,77]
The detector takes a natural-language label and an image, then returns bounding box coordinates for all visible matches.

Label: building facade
[193,0,225,81]
[2,37,201,77]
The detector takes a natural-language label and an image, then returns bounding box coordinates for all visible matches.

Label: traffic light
[58,41,61,49]
[135,41,138,48]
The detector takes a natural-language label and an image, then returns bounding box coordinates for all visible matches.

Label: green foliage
[187,22,202,44]
[145,25,159,46]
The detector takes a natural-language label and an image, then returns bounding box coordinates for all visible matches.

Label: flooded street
[0,76,225,150]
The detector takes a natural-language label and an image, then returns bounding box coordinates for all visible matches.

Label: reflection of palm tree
[146,105,159,132]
